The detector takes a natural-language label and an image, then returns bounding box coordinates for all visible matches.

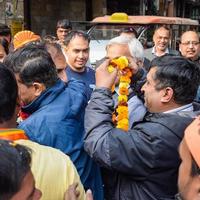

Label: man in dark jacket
[84,55,200,200]
[4,43,103,200]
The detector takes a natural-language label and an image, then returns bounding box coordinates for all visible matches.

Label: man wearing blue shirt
[63,30,95,100]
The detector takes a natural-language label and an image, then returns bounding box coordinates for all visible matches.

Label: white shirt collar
[152,46,169,56]
[164,103,193,114]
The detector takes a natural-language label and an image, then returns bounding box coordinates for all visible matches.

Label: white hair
[106,35,144,62]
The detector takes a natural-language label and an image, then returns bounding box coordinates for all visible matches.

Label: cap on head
[13,30,41,50]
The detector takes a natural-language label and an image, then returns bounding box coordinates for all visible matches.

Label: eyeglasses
[181,41,200,46]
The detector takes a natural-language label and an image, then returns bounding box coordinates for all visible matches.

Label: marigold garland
[108,56,132,131]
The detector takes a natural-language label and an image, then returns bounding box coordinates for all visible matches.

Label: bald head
[153,26,170,55]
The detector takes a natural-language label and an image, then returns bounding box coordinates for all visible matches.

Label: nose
[34,188,42,200]
[61,32,66,36]
[78,51,84,58]
[160,37,166,43]
[188,43,194,48]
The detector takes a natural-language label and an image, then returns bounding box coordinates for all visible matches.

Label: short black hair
[0,23,11,36]
[154,25,170,34]
[56,19,72,30]
[0,38,9,54]
[4,43,58,88]
[63,30,90,46]
[0,63,18,123]
[0,140,31,199]
[151,55,200,105]
[119,27,137,37]
[43,41,63,57]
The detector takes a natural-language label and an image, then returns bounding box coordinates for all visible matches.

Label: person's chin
[158,46,166,51]
[22,102,29,107]
[76,62,86,68]
[186,54,195,59]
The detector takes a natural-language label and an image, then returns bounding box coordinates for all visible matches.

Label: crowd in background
[0,19,200,200]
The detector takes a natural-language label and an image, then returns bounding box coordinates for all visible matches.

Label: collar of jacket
[193,56,200,64]
[21,79,65,115]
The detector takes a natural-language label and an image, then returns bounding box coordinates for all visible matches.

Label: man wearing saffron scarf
[4,43,103,200]
[0,62,85,200]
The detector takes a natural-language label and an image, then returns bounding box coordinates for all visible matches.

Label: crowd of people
[0,19,200,200]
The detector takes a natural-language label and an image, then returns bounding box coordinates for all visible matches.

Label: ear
[179,44,182,52]
[137,60,144,68]
[14,96,21,117]
[153,33,156,43]
[32,82,46,97]
[16,96,21,107]
[64,45,69,52]
[161,87,174,103]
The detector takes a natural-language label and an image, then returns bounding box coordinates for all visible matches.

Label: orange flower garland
[108,56,132,131]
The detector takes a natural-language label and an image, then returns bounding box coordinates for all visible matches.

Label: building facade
[0,0,199,37]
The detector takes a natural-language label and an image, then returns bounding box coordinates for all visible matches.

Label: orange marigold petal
[120,76,131,83]
[119,87,129,95]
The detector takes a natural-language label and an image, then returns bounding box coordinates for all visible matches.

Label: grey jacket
[144,47,180,61]
[84,88,199,200]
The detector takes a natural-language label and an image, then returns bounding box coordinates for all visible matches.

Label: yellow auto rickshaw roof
[92,13,199,26]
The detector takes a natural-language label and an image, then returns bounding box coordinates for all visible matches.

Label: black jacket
[84,88,200,200]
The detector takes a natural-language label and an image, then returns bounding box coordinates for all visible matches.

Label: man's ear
[179,44,182,53]
[16,96,21,107]
[64,46,69,52]
[15,96,21,116]
[137,60,144,68]
[33,82,46,97]
[161,87,174,103]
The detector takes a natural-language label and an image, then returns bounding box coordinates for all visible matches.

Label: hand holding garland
[96,56,139,131]
[95,58,118,89]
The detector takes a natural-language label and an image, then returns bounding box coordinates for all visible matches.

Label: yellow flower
[108,65,115,73]
[117,106,128,114]
[120,76,131,84]
[118,112,128,121]
[118,95,128,103]
[111,56,129,70]
[117,118,129,131]
[119,82,129,88]
[110,56,132,131]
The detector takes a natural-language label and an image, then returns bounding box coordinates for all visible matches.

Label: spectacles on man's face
[181,41,200,46]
